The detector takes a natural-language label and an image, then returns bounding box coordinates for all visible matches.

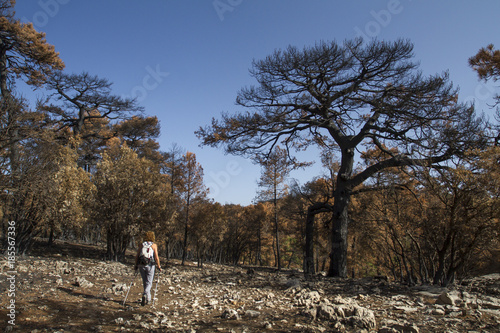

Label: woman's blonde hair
[143,231,155,242]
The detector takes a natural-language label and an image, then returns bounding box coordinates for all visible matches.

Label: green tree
[198,39,486,277]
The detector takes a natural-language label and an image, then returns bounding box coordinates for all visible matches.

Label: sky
[13,0,500,206]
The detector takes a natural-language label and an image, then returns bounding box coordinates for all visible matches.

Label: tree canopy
[197,38,487,276]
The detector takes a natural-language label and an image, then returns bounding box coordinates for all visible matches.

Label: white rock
[74,276,93,288]
[245,310,261,318]
[432,308,445,315]
[222,308,240,320]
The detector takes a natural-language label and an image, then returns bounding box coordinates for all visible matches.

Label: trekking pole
[123,270,138,307]
[152,269,161,308]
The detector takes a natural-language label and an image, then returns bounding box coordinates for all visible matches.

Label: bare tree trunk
[328,147,354,278]
[273,185,281,271]
[304,207,316,275]
[329,187,350,277]
[48,227,55,246]
[182,199,190,266]
[305,202,333,275]
[256,220,262,266]
[433,231,453,285]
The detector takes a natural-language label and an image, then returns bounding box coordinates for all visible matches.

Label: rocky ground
[0,241,499,332]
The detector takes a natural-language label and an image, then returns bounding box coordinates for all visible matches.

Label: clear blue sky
[14,0,500,206]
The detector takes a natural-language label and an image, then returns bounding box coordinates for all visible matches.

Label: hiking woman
[134,231,162,306]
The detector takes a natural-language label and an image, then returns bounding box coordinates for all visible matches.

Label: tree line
[1,1,498,286]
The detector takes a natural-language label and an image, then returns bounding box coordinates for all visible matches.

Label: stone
[349,304,377,330]
[394,305,420,313]
[295,290,321,307]
[286,278,301,289]
[111,283,127,295]
[303,307,317,320]
[431,308,445,316]
[317,303,338,321]
[436,291,462,306]
[245,310,261,318]
[222,308,240,320]
[74,276,94,288]
[379,323,420,333]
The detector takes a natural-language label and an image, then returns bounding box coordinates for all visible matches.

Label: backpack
[138,242,154,265]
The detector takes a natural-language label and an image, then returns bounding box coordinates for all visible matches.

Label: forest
[1,0,499,287]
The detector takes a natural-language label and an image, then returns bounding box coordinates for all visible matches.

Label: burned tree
[197,38,486,277]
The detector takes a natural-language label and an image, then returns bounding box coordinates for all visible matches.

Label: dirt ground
[1,240,499,332]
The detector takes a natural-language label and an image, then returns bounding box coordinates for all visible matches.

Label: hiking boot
[141,296,146,306]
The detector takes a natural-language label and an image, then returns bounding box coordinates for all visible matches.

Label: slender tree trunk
[305,202,333,275]
[304,206,316,274]
[165,238,170,260]
[433,231,453,285]
[256,223,262,266]
[182,198,190,265]
[287,248,295,269]
[274,184,281,271]
[48,227,55,246]
[106,229,112,260]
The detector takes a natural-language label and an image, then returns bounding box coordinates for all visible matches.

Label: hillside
[1,240,499,332]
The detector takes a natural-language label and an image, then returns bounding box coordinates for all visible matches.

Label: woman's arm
[152,243,162,271]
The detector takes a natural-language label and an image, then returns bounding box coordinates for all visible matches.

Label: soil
[0,240,499,332]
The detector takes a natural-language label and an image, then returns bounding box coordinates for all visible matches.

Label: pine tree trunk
[304,206,316,275]
[48,227,55,246]
[274,186,281,271]
[182,197,190,265]
[328,147,354,278]
[328,192,350,277]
